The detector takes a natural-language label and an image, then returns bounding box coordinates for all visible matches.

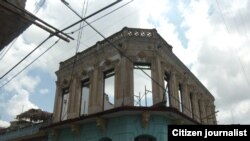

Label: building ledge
[43,105,200,130]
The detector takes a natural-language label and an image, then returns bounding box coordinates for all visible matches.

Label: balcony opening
[133,63,152,107]
[178,84,183,112]
[164,73,171,107]
[61,88,69,121]
[80,79,90,115]
[103,69,115,110]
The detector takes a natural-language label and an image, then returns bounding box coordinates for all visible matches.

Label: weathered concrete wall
[53,28,216,124]
[49,115,170,141]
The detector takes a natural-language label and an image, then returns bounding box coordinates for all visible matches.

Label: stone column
[206,101,212,124]
[169,70,179,109]
[211,103,217,124]
[67,75,77,119]
[126,57,134,106]
[73,74,82,117]
[89,68,103,114]
[181,81,190,115]
[206,101,216,124]
[151,56,164,105]
[115,57,134,106]
[53,81,62,123]
[199,99,207,124]
[192,91,201,123]
[115,57,124,106]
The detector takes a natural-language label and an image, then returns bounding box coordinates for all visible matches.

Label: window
[80,79,90,115]
[164,73,170,107]
[61,88,69,121]
[135,135,156,141]
[133,64,152,107]
[103,69,115,110]
[189,93,194,118]
[178,84,183,112]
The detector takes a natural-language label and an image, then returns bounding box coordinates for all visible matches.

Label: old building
[47,27,216,141]
[0,27,217,141]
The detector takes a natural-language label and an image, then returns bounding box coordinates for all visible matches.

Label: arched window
[135,135,156,141]
[99,137,112,141]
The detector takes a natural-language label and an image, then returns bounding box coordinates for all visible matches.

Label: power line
[215,0,250,87]
[0,39,60,89]
[66,0,133,34]
[0,35,52,80]
[0,0,122,81]
[62,0,204,123]
[68,0,89,86]
[1,0,72,42]
[0,38,17,61]
[58,0,122,34]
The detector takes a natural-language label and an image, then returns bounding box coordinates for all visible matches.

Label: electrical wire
[0,0,121,81]
[66,0,133,34]
[0,35,52,80]
[68,0,89,86]
[0,38,17,61]
[0,39,60,89]
[0,1,47,62]
[62,1,205,123]
[86,21,204,122]
[215,0,250,87]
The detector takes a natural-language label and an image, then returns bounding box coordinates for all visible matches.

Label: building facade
[0,27,217,141]
[47,27,216,141]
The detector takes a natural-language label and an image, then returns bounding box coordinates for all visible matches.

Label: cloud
[4,72,40,93]
[1,0,249,125]
[39,88,49,95]
[1,71,40,120]
[177,0,250,124]
[6,89,38,118]
[0,120,10,128]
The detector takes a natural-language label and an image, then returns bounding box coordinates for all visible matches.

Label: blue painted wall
[49,115,172,141]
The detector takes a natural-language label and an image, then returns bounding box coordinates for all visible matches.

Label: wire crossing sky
[0,0,250,127]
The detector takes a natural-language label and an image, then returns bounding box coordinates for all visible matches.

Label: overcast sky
[1,0,250,127]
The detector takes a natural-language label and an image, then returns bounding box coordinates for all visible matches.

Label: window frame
[164,72,171,107]
[103,69,115,111]
[133,63,152,107]
[80,79,90,116]
[178,84,183,112]
[60,88,69,121]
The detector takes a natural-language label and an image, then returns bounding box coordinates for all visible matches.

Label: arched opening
[135,135,156,141]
